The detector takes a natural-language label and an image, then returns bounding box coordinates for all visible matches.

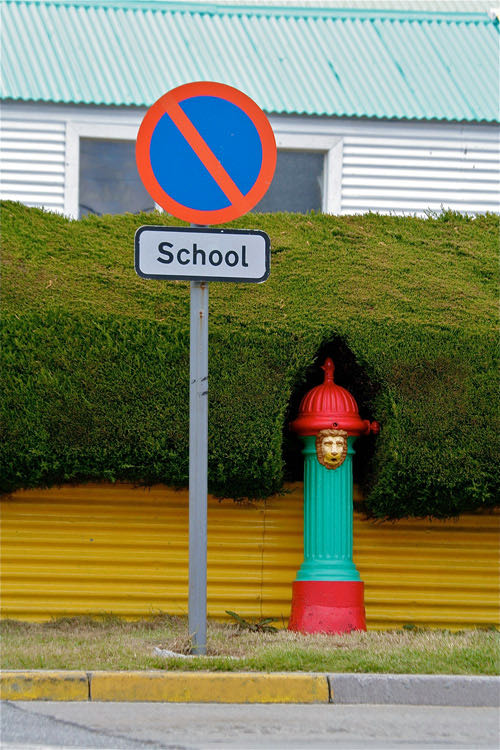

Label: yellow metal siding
[1,483,498,629]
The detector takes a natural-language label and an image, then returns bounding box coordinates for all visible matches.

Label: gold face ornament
[316,429,348,470]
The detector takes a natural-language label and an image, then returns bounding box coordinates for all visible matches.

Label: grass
[1,615,498,675]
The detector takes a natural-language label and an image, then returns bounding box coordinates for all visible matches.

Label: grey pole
[188,279,209,655]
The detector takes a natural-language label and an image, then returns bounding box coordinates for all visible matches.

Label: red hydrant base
[288,580,366,634]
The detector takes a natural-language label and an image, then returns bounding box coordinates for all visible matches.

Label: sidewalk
[1,671,498,706]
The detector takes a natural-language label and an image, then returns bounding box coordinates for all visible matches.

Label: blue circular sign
[136,81,277,225]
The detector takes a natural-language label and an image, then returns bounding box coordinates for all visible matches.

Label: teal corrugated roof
[1,0,499,122]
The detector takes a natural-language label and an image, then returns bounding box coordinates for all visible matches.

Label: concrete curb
[1,671,499,705]
[328,673,500,706]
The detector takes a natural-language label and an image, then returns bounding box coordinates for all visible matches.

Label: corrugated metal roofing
[1,0,499,122]
[207,1,493,8]
[1,483,499,629]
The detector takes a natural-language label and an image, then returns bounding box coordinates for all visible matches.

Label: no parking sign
[136,81,276,225]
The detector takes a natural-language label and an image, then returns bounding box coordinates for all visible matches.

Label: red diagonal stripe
[161,95,245,205]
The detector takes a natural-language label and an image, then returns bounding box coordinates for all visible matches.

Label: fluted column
[296,435,360,582]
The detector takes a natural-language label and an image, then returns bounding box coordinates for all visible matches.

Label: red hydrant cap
[290,358,377,437]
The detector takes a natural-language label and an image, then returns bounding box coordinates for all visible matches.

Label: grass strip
[1,615,497,675]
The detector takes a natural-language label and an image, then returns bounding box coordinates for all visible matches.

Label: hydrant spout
[361,419,380,435]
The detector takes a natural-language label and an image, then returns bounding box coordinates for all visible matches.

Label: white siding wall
[1,102,498,218]
[273,115,500,216]
[341,126,500,215]
[0,112,66,214]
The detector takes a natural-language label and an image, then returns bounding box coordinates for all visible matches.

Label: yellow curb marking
[1,671,329,703]
[90,671,329,703]
[0,671,89,701]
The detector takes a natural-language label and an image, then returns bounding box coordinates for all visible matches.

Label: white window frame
[65,120,149,219]
[273,132,343,214]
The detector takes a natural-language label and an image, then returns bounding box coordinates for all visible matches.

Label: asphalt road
[1,701,499,749]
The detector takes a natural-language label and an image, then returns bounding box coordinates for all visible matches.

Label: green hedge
[1,201,498,517]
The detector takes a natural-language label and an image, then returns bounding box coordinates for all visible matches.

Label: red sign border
[136,81,277,225]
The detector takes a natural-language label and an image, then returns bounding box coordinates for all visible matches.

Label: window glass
[79,139,155,217]
[79,141,324,217]
[252,150,324,213]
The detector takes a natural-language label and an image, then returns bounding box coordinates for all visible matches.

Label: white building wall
[1,101,498,218]
[341,124,500,215]
[273,114,500,215]
[0,112,66,214]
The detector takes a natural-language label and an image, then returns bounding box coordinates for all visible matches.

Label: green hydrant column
[288,357,379,634]
[297,436,360,582]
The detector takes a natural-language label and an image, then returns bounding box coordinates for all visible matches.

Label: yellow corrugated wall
[1,483,498,628]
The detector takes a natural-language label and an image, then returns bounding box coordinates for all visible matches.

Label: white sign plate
[135,226,270,283]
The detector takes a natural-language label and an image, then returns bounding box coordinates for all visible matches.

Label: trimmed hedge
[1,201,498,517]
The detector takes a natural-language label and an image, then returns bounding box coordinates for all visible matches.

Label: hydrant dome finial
[321,358,335,383]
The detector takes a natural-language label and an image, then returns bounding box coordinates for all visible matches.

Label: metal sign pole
[188,279,208,655]
[135,83,276,657]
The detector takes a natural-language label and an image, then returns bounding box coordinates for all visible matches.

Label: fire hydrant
[288,358,379,634]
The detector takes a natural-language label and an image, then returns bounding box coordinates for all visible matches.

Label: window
[66,121,342,219]
[78,139,155,217]
[79,142,325,217]
[253,150,324,213]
